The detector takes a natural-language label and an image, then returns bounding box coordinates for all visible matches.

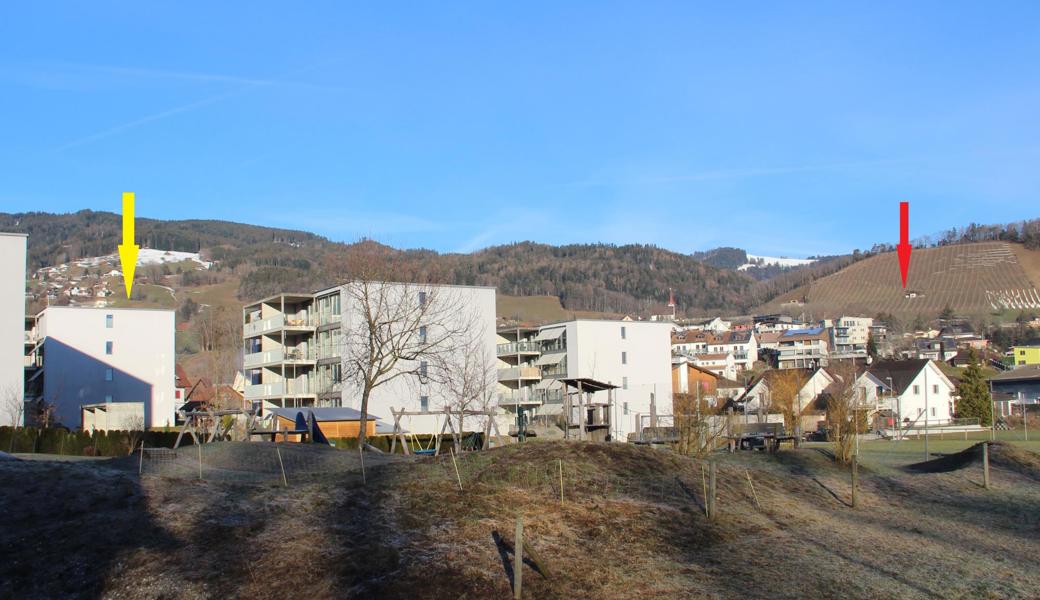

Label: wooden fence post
[744,468,760,509]
[197,442,203,481]
[708,461,718,521]
[138,441,145,475]
[558,458,564,504]
[983,442,990,490]
[450,448,464,491]
[851,454,859,508]
[514,516,524,600]
[359,445,366,485]
[276,446,288,487]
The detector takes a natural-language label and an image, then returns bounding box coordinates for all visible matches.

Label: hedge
[0,427,187,456]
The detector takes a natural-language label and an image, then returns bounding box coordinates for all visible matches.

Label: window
[623,402,629,415]
[1020,350,1027,356]
[419,361,428,380]
[621,326,626,340]
[419,326,427,344]
[105,394,113,403]
[105,341,113,355]
[912,385,919,395]
[420,395,429,412]
[918,408,924,416]
[418,291,427,307]
[621,351,627,365]
[930,407,936,417]
[932,384,939,395]
[105,314,113,328]
[622,376,628,390]
[105,368,113,382]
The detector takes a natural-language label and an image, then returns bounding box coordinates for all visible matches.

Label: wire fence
[139,442,402,486]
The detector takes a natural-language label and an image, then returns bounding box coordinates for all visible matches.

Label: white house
[0,233,27,426]
[32,307,177,429]
[864,359,956,428]
[708,330,759,371]
[828,316,874,357]
[740,368,835,418]
[692,352,737,381]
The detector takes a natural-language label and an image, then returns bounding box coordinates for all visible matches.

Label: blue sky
[1,2,1038,257]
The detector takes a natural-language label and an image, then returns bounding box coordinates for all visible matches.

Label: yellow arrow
[117,192,139,299]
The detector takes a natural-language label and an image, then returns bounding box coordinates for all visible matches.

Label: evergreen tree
[866,333,878,359]
[956,348,992,426]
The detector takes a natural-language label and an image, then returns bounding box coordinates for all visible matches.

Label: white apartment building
[777,327,830,369]
[499,319,672,441]
[243,282,497,435]
[828,316,874,357]
[28,307,176,429]
[706,330,759,371]
[0,233,26,426]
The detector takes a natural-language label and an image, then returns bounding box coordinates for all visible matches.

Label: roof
[756,331,783,344]
[694,352,730,362]
[558,378,619,392]
[175,364,192,389]
[717,330,753,344]
[989,365,1040,382]
[267,407,379,421]
[866,359,932,395]
[716,377,745,389]
[671,360,720,379]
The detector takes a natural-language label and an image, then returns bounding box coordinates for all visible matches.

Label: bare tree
[340,280,470,449]
[672,390,722,457]
[123,413,146,455]
[825,361,864,464]
[771,369,809,445]
[430,324,497,453]
[2,384,24,452]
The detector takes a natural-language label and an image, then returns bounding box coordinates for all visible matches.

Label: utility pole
[923,365,930,461]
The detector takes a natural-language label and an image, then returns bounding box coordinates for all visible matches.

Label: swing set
[389,406,506,456]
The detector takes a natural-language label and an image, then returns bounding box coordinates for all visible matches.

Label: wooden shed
[267,407,377,441]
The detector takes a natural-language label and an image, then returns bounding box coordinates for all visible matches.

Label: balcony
[243,314,316,337]
[243,348,315,368]
[497,341,542,356]
[497,389,565,406]
[497,366,542,382]
[244,379,313,399]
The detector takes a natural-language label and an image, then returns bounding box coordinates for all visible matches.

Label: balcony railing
[244,379,312,398]
[497,341,541,356]
[243,314,316,337]
[243,348,315,368]
[497,389,565,406]
[497,366,542,381]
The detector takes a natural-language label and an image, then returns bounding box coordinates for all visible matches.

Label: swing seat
[414,448,436,456]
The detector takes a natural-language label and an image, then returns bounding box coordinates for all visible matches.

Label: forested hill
[1,210,758,315]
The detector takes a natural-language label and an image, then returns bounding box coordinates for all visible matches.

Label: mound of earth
[905,441,1040,478]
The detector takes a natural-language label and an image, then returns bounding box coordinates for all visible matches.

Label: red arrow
[897,201,911,288]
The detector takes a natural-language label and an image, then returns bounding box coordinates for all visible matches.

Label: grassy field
[1,440,1038,598]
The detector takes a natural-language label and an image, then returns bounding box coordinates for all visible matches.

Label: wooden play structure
[560,377,619,442]
[388,406,506,455]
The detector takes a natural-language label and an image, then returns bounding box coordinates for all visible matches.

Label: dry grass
[1,441,1038,599]
[759,242,1040,318]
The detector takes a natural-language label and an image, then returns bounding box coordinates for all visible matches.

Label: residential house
[989,366,1040,416]
[739,368,836,432]
[28,306,176,429]
[710,330,759,371]
[686,317,731,333]
[777,327,830,369]
[0,233,26,426]
[864,359,957,428]
[671,329,714,355]
[914,338,959,362]
[692,352,737,381]
[1011,345,1040,367]
[671,355,719,398]
[828,316,873,358]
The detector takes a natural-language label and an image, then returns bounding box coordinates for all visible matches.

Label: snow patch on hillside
[74,249,211,269]
[737,254,816,271]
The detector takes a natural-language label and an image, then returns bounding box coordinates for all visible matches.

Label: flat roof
[0,232,28,237]
[313,280,496,296]
[35,305,175,317]
[540,317,673,327]
[243,292,315,308]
